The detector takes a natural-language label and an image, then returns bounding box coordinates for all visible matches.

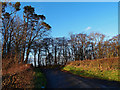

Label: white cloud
[85,27,91,31]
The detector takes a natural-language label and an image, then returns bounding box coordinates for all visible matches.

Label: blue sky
[17,2,118,38]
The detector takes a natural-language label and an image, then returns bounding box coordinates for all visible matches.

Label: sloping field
[62,57,120,82]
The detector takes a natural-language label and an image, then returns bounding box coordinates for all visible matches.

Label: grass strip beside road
[62,65,119,82]
[62,58,120,82]
[33,68,47,88]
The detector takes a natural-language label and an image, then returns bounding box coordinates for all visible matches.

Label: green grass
[33,68,47,88]
[62,57,120,82]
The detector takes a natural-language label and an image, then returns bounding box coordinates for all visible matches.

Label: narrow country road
[41,68,120,88]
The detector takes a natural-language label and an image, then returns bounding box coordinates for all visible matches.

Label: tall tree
[2,2,21,58]
[23,6,51,64]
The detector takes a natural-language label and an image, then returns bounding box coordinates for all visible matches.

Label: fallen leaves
[2,64,35,88]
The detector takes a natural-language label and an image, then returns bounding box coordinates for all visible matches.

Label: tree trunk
[24,44,31,64]
[54,46,57,65]
[38,48,41,67]
[2,41,6,58]
[34,52,36,67]
[14,43,19,64]
[21,46,25,64]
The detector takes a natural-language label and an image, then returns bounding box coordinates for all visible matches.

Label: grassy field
[62,57,120,82]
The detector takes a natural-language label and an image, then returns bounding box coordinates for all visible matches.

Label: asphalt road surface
[41,68,120,88]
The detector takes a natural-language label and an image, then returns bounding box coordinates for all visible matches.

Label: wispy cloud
[85,27,91,31]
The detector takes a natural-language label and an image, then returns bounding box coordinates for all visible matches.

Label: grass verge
[33,68,47,88]
[62,57,120,82]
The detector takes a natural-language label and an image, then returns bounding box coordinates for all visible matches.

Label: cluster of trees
[2,2,119,67]
[2,2,51,66]
[35,33,119,66]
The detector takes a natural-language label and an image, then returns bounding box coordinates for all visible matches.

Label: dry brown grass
[2,58,35,88]
[66,57,119,71]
